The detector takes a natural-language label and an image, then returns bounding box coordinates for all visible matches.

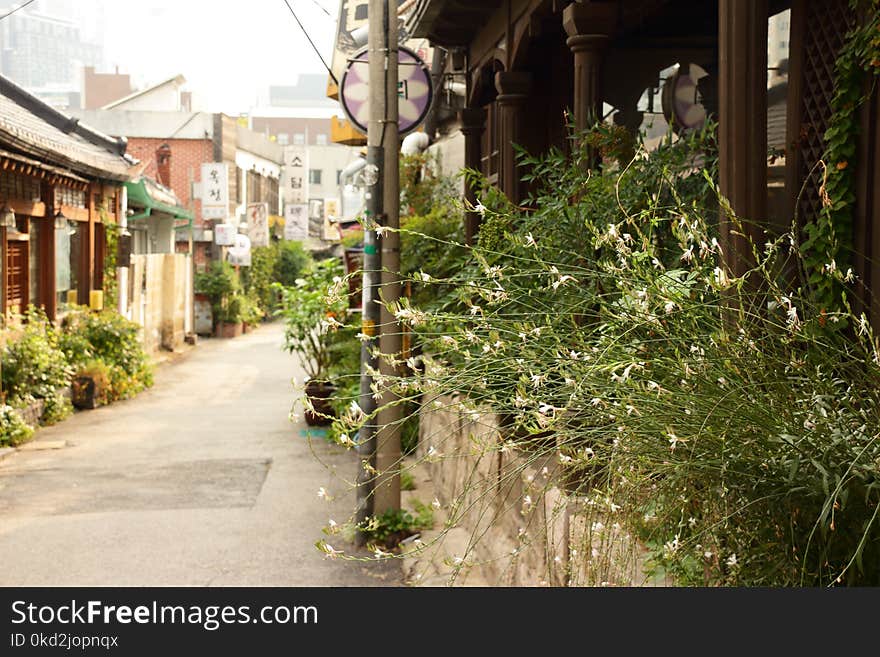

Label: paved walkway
[0,322,398,586]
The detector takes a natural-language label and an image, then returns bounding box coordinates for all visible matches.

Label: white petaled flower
[317,487,330,500]
[538,402,555,416]
[680,246,694,263]
[726,553,738,567]
[664,301,677,314]
[328,519,338,528]
[524,232,536,248]
[474,201,487,216]
[787,305,800,327]
[845,268,855,283]
[607,223,618,239]
[375,225,388,237]
[431,498,441,510]
[713,267,729,287]
[294,278,307,287]
[530,373,547,389]
[667,430,684,451]
[469,305,482,316]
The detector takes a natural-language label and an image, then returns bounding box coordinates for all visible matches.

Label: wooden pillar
[460,107,487,244]
[495,71,532,203]
[86,184,97,304]
[41,181,57,321]
[562,2,617,136]
[718,0,768,278]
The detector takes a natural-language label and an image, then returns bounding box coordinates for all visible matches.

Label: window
[277,133,290,145]
[315,133,328,145]
[309,169,322,185]
[56,220,83,309]
[355,4,368,20]
[293,133,305,145]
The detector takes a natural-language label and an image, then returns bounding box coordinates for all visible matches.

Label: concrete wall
[416,393,667,586]
[128,253,190,354]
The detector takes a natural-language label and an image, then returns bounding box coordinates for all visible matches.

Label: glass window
[309,169,322,185]
[293,133,305,145]
[315,133,328,145]
[277,133,290,145]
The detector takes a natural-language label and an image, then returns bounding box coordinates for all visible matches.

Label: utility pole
[374,0,402,514]
[356,0,391,540]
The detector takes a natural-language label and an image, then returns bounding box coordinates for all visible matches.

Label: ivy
[802,0,880,312]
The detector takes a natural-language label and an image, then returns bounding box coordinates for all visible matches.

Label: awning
[125,177,194,229]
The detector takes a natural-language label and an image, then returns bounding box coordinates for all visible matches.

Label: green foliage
[274,240,312,287]
[2,308,73,408]
[101,207,119,310]
[802,0,880,312]
[400,152,458,218]
[276,258,347,381]
[359,504,433,547]
[196,261,241,325]
[0,404,34,446]
[240,245,279,317]
[60,309,153,401]
[353,121,880,586]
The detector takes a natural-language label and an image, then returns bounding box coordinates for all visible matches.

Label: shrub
[345,122,880,586]
[274,241,311,288]
[1,308,72,416]
[196,261,240,326]
[0,404,34,446]
[240,244,279,317]
[60,309,153,402]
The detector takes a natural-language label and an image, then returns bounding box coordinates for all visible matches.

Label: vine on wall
[802,0,880,312]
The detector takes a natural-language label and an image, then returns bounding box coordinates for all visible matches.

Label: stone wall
[129,253,190,353]
[412,393,669,587]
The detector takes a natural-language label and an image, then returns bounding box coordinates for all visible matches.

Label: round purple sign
[339,46,434,136]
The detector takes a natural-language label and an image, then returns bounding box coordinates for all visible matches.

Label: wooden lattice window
[794,0,854,225]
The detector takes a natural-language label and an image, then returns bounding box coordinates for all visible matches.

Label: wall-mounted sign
[339,45,434,136]
[284,203,309,241]
[246,202,269,248]
[200,163,228,219]
[282,146,308,205]
[214,223,237,246]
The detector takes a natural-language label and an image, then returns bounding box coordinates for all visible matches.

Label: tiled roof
[0,74,133,181]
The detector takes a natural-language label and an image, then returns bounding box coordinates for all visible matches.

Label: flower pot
[72,375,100,410]
[215,321,243,338]
[304,380,336,427]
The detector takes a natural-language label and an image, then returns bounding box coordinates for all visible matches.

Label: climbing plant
[802,0,880,312]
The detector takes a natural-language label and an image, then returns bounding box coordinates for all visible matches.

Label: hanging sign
[284,203,309,241]
[201,163,228,219]
[339,45,433,136]
[246,202,269,248]
[283,146,308,204]
[228,233,252,267]
[214,223,237,246]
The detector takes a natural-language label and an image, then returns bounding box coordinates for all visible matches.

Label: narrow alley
[0,323,398,587]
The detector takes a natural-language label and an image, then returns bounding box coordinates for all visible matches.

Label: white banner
[201,162,228,219]
[246,202,270,248]
[284,203,309,241]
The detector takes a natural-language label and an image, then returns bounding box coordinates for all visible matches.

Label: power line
[281,0,338,87]
[308,0,332,17]
[0,0,37,21]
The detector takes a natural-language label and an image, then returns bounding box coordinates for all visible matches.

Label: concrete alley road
[0,323,398,586]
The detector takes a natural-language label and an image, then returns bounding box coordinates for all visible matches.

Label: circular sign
[339,46,434,136]
[661,63,709,133]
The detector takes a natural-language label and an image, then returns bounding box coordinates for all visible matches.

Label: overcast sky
[101,0,339,114]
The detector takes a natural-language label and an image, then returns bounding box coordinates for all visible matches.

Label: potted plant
[215,295,244,338]
[276,258,347,426]
[71,360,110,410]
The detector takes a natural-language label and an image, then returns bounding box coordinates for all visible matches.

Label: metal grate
[796,0,854,224]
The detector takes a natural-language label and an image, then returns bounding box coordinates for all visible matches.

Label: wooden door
[6,240,28,314]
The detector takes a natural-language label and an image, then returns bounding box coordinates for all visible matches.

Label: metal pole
[374,0,402,514]
[355,0,389,542]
